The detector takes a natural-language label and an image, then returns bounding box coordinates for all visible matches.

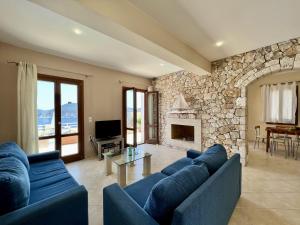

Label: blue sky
[37,81,77,110]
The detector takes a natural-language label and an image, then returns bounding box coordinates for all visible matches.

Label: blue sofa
[0,142,88,225]
[103,144,241,225]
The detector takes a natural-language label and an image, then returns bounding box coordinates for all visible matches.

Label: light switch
[88,117,93,123]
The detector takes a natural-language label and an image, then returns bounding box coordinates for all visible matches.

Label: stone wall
[154,37,300,165]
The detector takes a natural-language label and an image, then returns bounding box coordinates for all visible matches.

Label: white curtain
[17,62,38,154]
[261,82,297,124]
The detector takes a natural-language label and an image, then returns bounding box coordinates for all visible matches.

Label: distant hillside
[38,102,77,125]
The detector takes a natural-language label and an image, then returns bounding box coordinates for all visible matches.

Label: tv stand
[94,136,124,160]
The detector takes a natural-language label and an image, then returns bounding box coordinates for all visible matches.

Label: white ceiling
[0,0,182,78]
[1,0,299,77]
[129,0,300,61]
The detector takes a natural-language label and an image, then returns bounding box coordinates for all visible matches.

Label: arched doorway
[246,70,300,157]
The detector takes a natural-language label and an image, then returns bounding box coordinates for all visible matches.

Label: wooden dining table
[265,127,300,152]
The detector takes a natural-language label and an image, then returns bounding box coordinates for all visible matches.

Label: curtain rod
[7,61,93,78]
[259,81,300,87]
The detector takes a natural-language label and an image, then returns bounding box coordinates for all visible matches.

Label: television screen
[95,120,121,139]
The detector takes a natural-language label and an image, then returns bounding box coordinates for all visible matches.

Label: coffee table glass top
[103,147,151,166]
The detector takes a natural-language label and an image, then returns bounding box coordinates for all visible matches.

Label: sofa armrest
[186,149,202,159]
[0,185,88,225]
[103,183,159,225]
[27,151,60,163]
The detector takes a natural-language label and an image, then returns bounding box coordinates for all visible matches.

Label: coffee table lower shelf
[103,151,152,187]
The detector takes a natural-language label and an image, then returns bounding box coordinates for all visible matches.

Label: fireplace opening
[171,124,194,142]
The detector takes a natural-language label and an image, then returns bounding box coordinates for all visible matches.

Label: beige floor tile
[67,142,300,225]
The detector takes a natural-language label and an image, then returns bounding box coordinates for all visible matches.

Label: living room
[0,1,300,225]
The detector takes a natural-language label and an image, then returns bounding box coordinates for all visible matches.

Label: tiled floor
[67,143,300,225]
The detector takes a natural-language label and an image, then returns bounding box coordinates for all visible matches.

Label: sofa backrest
[171,154,241,225]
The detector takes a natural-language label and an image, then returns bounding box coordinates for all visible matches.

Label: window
[261,82,298,124]
[37,75,84,162]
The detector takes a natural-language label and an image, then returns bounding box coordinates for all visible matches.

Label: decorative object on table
[128,146,133,156]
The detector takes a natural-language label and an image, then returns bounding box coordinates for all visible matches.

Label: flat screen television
[95,120,121,139]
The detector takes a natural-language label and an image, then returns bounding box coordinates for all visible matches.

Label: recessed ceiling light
[73,28,82,35]
[215,41,224,47]
[160,63,165,66]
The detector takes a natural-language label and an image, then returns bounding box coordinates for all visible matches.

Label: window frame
[37,74,85,163]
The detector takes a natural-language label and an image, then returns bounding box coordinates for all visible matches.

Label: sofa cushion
[161,157,193,176]
[29,174,79,204]
[0,157,30,215]
[0,142,30,171]
[186,149,202,159]
[29,159,67,182]
[193,144,227,174]
[144,164,209,225]
[124,172,167,207]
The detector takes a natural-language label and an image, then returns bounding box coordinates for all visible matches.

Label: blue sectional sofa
[103,144,241,225]
[0,142,88,225]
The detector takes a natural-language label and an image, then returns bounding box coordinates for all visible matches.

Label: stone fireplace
[171,124,194,142]
[166,117,201,151]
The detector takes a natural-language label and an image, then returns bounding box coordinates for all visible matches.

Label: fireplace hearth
[171,124,194,142]
[166,118,201,151]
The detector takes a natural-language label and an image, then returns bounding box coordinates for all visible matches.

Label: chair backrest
[254,126,260,137]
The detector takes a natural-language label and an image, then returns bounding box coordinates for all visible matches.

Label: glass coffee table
[103,147,152,187]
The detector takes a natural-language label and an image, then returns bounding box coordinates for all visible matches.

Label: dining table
[265,126,300,152]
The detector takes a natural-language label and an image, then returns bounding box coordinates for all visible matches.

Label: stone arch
[154,39,300,167]
[234,53,300,165]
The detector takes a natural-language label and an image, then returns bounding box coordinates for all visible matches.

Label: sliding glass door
[37,75,84,162]
[123,87,146,146]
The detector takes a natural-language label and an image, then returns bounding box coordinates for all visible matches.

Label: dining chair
[292,135,299,160]
[270,131,291,158]
[254,125,265,149]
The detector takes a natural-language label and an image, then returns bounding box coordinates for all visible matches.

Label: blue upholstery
[161,157,192,176]
[0,157,30,216]
[144,165,209,225]
[104,184,159,225]
[0,145,88,225]
[28,159,66,182]
[0,185,88,225]
[193,144,228,174]
[124,172,167,207]
[27,151,60,164]
[186,149,202,159]
[173,154,241,225]
[0,142,30,170]
[30,175,78,204]
[103,144,241,225]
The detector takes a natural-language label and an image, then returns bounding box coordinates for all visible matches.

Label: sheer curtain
[261,82,297,124]
[17,62,39,154]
